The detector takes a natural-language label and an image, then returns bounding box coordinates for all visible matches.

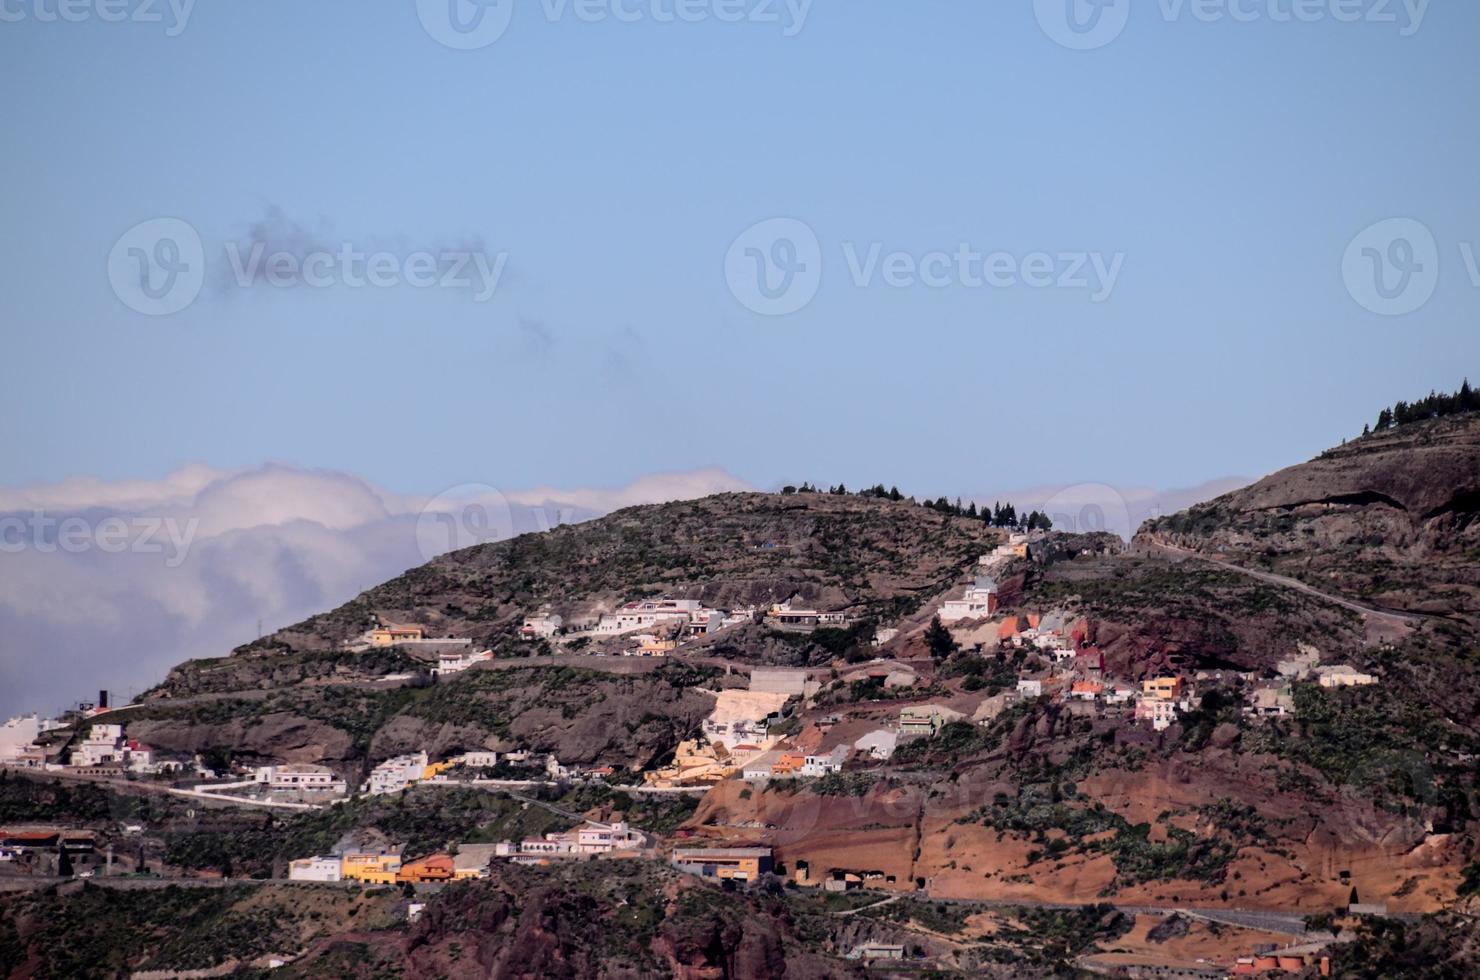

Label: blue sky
[3,0,1477,500]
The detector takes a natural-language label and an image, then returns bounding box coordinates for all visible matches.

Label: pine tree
[925,616,957,660]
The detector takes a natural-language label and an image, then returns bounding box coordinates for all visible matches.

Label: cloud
[0,464,752,719]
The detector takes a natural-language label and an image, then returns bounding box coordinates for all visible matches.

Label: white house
[1135,698,1188,731]
[288,855,343,882]
[520,613,563,640]
[939,577,998,623]
[367,752,429,795]
[0,714,57,763]
[801,744,849,777]
[433,648,493,676]
[595,599,704,636]
[1016,679,1044,698]
[261,764,347,795]
[69,724,126,767]
[576,822,641,854]
[461,751,499,768]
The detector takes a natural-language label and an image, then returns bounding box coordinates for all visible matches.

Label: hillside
[16,422,1480,977]
[1137,412,1480,629]
[116,493,1001,776]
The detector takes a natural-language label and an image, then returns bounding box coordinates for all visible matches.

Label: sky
[2,0,1476,498]
[1,2,1477,715]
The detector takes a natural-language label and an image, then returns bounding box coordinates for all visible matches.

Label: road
[827,886,1317,936]
[1141,538,1426,630]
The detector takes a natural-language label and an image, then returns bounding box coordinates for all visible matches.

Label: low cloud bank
[0,464,749,718]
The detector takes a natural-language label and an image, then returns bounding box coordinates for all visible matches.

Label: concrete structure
[742,749,786,780]
[701,690,792,749]
[1016,679,1044,698]
[848,942,906,962]
[288,855,342,882]
[672,846,773,881]
[749,668,815,698]
[461,751,499,768]
[519,613,563,640]
[452,844,500,879]
[1248,686,1295,717]
[1277,645,1322,679]
[853,729,898,761]
[1316,665,1377,688]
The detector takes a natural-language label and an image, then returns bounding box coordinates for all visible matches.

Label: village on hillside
[0,529,1390,975]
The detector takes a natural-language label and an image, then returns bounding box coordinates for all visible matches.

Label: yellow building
[672,846,773,881]
[369,626,423,648]
[423,759,455,780]
[644,739,735,787]
[1142,677,1185,700]
[341,852,402,884]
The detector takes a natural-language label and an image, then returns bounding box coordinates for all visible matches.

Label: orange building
[1142,676,1185,700]
[342,852,401,884]
[772,752,805,775]
[397,853,455,883]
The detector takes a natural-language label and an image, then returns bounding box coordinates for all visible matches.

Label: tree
[925,616,957,660]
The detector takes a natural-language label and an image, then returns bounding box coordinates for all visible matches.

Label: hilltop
[234,490,1002,657]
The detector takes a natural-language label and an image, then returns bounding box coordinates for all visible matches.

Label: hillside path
[1141,540,1425,632]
